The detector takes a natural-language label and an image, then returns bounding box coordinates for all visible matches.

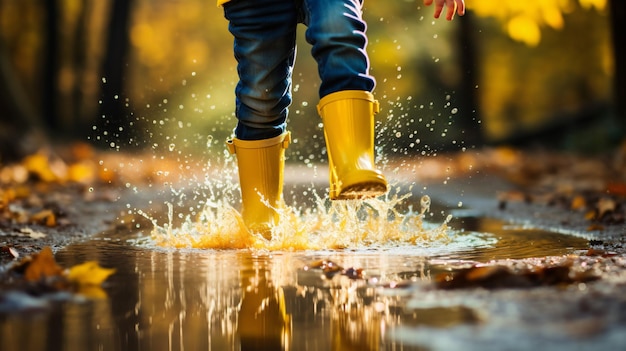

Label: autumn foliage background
[0,0,621,163]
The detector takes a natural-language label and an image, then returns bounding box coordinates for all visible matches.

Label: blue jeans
[223,0,375,140]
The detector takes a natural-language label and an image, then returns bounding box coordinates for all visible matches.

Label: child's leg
[302,0,375,97]
[303,0,388,199]
[223,0,299,140]
[223,0,298,235]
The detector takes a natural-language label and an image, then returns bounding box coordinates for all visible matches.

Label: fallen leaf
[30,209,57,227]
[23,247,64,282]
[304,260,344,279]
[1,246,19,259]
[587,224,605,231]
[23,153,58,182]
[67,161,95,183]
[596,197,616,219]
[19,227,47,239]
[67,261,116,286]
[435,260,598,290]
[570,195,586,210]
[585,248,618,257]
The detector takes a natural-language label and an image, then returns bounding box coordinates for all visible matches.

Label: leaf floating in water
[67,261,116,287]
[343,267,364,280]
[304,260,344,279]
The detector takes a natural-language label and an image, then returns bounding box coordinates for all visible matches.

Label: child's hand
[424,0,465,21]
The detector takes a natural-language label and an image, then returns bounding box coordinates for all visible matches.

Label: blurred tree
[455,11,482,147]
[97,0,135,148]
[43,0,59,133]
[610,0,625,127]
[0,0,46,160]
[0,36,43,160]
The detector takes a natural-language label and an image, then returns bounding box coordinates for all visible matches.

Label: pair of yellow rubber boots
[227,90,388,235]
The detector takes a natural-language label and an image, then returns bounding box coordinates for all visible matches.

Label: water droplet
[420,195,431,212]
[169,144,176,152]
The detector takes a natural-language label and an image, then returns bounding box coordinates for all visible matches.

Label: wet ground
[2,150,626,351]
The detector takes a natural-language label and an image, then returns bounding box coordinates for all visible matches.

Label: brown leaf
[585,248,618,257]
[570,195,586,210]
[23,247,64,282]
[435,260,598,290]
[587,224,604,231]
[304,260,344,279]
[30,209,57,227]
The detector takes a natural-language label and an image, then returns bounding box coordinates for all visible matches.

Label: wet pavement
[1,164,626,351]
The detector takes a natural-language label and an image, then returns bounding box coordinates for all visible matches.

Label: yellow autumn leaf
[23,153,57,182]
[507,15,541,46]
[540,2,565,29]
[67,161,96,183]
[67,261,116,286]
[467,0,604,46]
[579,0,607,10]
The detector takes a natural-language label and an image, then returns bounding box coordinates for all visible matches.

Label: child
[222,0,465,235]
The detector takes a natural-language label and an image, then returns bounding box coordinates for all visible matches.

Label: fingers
[445,0,456,20]
[424,0,465,20]
[455,0,466,17]
[423,0,442,17]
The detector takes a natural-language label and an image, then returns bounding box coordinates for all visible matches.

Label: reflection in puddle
[1,216,588,351]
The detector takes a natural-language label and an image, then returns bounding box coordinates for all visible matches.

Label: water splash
[145,184,452,251]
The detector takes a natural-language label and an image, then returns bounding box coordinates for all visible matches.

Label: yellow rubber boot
[226,132,291,236]
[317,90,388,200]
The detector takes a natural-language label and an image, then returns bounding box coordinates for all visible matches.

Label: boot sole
[334,182,388,200]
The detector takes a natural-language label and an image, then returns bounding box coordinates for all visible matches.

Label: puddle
[0,198,590,351]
